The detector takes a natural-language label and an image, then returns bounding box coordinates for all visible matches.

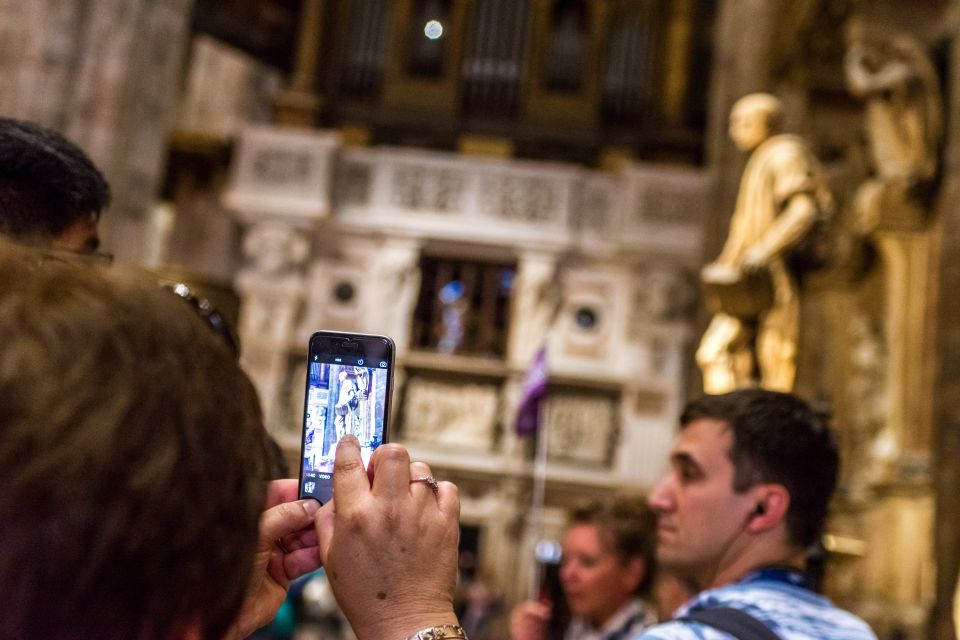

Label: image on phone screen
[299,333,393,503]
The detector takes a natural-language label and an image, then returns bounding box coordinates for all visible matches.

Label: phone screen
[299,332,394,503]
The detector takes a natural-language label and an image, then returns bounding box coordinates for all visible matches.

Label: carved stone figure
[846,24,941,184]
[236,222,310,344]
[235,222,310,426]
[845,24,942,232]
[697,93,832,393]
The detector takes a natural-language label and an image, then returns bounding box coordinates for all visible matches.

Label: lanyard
[740,566,812,591]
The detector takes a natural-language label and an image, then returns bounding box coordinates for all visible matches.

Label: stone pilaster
[930,31,960,640]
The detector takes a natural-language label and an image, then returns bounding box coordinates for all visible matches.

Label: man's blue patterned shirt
[634,572,877,640]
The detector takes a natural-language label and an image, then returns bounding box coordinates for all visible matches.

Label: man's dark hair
[568,495,658,596]
[0,241,269,640]
[679,389,839,549]
[0,118,110,240]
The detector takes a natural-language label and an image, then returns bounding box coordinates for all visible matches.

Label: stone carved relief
[631,265,694,324]
[225,126,339,218]
[637,183,703,226]
[480,175,560,223]
[253,148,312,187]
[577,178,619,236]
[401,377,500,450]
[545,393,617,466]
[337,160,373,207]
[390,165,465,212]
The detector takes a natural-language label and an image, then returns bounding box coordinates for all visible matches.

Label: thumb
[260,499,321,543]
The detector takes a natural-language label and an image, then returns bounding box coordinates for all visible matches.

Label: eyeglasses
[163,282,241,358]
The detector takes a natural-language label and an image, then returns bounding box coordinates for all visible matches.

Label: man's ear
[623,556,647,593]
[746,484,790,533]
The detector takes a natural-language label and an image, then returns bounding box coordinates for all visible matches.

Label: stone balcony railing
[222,125,712,259]
[333,146,711,259]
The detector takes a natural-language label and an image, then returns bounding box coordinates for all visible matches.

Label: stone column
[507,252,560,369]
[660,0,695,126]
[273,0,325,126]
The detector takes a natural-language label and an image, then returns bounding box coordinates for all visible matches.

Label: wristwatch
[405,624,469,639]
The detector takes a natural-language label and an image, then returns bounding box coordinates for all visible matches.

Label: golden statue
[697,93,832,393]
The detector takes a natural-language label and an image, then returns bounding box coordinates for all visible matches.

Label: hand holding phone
[298,331,395,503]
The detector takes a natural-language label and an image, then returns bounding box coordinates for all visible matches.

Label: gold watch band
[405,624,469,640]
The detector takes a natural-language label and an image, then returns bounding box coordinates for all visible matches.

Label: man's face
[52,211,100,254]
[559,523,644,627]
[648,419,756,585]
[728,104,770,151]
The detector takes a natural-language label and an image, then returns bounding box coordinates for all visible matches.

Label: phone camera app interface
[301,356,388,501]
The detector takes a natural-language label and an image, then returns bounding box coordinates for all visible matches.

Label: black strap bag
[678,606,781,640]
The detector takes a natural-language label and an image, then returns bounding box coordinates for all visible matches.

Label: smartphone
[298,331,395,503]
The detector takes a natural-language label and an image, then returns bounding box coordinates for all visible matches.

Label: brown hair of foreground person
[0,241,271,640]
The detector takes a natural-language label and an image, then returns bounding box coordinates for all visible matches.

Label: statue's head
[729,93,783,151]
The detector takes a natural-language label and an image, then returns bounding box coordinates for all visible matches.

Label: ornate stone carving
[390,164,465,212]
[578,177,619,236]
[224,125,340,220]
[337,160,373,206]
[480,174,560,223]
[237,222,309,342]
[631,265,694,323]
[545,393,617,466]
[401,377,500,450]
